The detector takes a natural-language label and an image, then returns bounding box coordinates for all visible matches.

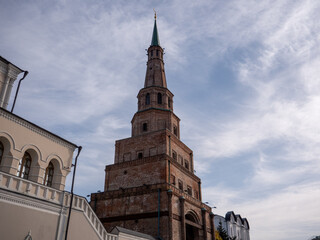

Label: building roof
[111,226,156,239]
[225,211,236,221]
[151,19,160,46]
[0,107,78,148]
[0,55,24,72]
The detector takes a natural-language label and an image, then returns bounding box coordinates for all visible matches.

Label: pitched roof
[151,19,160,46]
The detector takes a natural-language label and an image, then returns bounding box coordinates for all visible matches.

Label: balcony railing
[0,171,118,240]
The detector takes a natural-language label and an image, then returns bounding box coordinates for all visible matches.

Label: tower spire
[151,10,160,46]
[144,14,167,88]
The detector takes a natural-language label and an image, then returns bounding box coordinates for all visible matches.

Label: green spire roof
[151,19,160,46]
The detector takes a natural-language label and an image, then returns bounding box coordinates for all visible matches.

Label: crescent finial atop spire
[151,11,160,46]
[153,9,157,20]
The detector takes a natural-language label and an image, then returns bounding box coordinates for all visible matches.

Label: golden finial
[153,9,157,20]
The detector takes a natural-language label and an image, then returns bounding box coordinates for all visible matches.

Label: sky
[1,0,320,239]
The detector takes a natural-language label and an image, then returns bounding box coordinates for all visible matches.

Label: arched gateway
[185,212,200,240]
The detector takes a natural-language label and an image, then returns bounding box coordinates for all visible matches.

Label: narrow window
[151,50,153,57]
[0,142,3,165]
[187,185,192,196]
[156,50,159,56]
[17,152,32,179]
[178,180,183,191]
[157,93,162,104]
[138,152,143,159]
[184,160,189,170]
[145,93,150,105]
[171,174,176,185]
[178,155,183,165]
[172,150,177,160]
[143,123,148,132]
[194,190,198,199]
[173,126,178,136]
[168,97,171,108]
[44,162,54,187]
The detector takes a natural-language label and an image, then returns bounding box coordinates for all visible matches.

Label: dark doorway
[185,213,200,240]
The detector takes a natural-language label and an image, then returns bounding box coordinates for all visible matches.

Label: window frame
[137,151,143,159]
[187,185,192,196]
[157,93,162,104]
[184,159,189,170]
[145,93,150,105]
[142,123,148,132]
[17,152,32,179]
[172,150,177,160]
[44,162,54,187]
[178,179,183,191]
[171,174,176,185]
[0,142,3,165]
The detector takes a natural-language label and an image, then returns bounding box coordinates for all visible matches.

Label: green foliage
[217,222,235,240]
[215,230,223,240]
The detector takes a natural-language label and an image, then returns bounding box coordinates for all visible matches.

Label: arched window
[143,123,148,132]
[168,97,171,108]
[157,93,162,104]
[173,126,178,136]
[0,142,4,165]
[17,152,32,179]
[145,93,150,105]
[44,162,54,187]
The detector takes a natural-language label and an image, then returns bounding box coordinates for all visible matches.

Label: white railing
[0,171,63,203]
[0,171,118,240]
[66,193,118,240]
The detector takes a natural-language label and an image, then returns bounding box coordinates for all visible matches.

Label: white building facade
[214,211,250,240]
[0,56,152,240]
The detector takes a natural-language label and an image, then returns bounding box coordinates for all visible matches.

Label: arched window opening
[145,93,150,105]
[173,126,178,136]
[143,123,148,132]
[185,212,199,223]
[185,212,200,240]
[157,93,162,104]
[44,162,54,187]
[17,152,32,179]
[184,160,189,170]
[151,50,153,57]
[168,97,171,108]
[156,50,159,56]
[0,142,4,165]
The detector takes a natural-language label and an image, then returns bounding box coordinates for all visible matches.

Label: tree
[217,222,236,240]
[311,236,320,240]
[215,230,223,240]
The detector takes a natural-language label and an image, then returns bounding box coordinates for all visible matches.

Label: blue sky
[1,1,320,239]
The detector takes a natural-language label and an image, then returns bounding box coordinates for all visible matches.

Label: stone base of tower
[91,183,215,240]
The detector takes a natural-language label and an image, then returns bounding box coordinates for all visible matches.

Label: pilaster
[167,189,173,240]
[180,196,186,240]
[202,208,208,240]
[210,212,215,240]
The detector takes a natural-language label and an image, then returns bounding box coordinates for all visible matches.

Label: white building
[0,56,153,240]
[214,211,250,240]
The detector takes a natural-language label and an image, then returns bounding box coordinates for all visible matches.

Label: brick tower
[91,15,215,240]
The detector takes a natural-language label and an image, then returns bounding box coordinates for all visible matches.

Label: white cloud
[1,1,320,239]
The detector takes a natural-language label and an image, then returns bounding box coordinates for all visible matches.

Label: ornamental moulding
[0,110,76,150]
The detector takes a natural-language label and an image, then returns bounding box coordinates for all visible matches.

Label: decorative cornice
[106,154,166,170]
[0,109,77,150]
[0,60,23,79]
[0,189,62,214]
